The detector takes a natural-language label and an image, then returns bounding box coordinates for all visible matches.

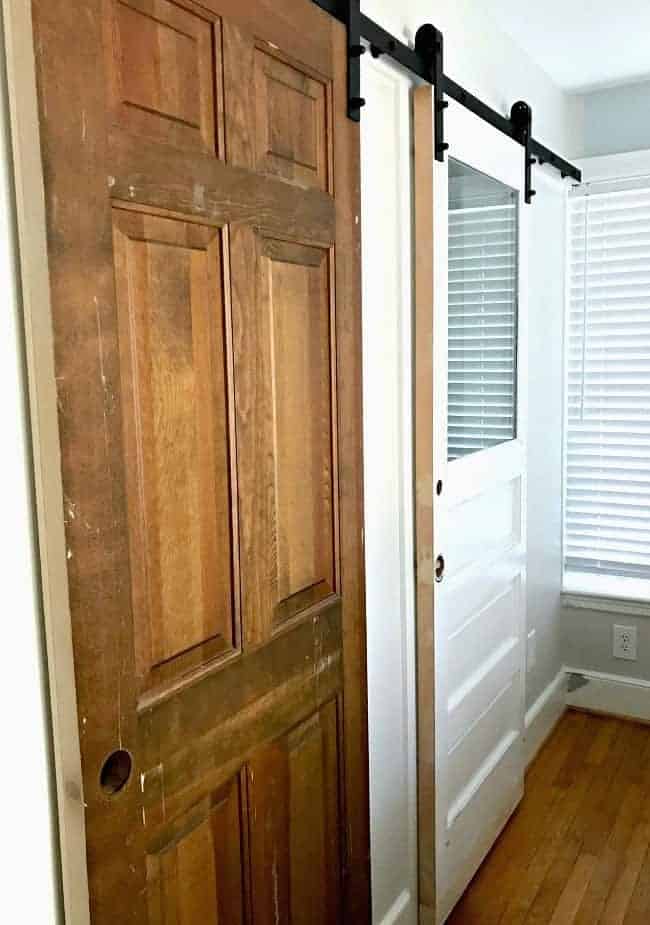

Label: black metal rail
[312,0,581,198]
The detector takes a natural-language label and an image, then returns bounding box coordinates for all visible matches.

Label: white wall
[363,0,583,157]
[0,7,61,920]
[573,79,650,158]
[524,167,567,712]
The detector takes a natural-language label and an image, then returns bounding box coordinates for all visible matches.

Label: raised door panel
[253,49,330,190]
[232,225,338,645]
[107,0,223,155]
[267,239,337,625]
[146,776,247,924]
[247,700,342,925]
[222,24,331,191]
[113,209,238,694]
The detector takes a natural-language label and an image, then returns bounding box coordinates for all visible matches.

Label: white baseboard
[524,668,567,767]
[566,667,650,723]
[378,889,414,925]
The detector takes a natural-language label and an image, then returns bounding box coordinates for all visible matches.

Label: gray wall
[564,605,650,681]
[574,78,650,158]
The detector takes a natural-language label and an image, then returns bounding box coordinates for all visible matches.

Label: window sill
[562,592,650,618]
[562,573,650,617]
[562,572,650,616]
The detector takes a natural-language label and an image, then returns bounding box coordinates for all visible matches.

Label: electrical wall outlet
[527,628,537,671]
[613,624,638,661]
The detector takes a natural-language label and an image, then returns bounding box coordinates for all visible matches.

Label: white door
[433,99,528,924]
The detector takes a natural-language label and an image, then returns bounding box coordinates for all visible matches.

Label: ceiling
[487,0,650,93]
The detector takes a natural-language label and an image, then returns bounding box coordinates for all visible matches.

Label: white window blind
[448,160,518,461]
[566,179,650,587]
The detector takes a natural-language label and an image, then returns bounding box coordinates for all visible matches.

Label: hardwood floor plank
[447,711,650,925]
[573,784,644,925]
[600,824,650,925]
[522,721,631,925]
[576,726,650,925]
[623,839,650,924]
[548,853,597,925]
[497,724,614,925]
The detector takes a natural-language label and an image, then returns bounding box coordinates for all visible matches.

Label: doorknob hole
[435,555,445,582]
[436,480,443,496]
[100,749,132,795]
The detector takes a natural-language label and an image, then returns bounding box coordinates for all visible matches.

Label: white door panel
[444,439,525,505]
[440,729,523,919]
[446,579,523,685]
[447,669,522,791]
[434,97,528,924]
[442,478,522,577]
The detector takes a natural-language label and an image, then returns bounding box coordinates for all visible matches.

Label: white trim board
[378,889,413,925]
[524,666,650,764]
[361,53,417,925]
[524,668,567,768]
[566,668,650,724]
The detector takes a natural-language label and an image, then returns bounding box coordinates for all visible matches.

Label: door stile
[332,24,372,919]
[413,84,436,925]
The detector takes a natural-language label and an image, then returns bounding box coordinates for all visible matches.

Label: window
[565,177,650,597]
[448,158,519,461]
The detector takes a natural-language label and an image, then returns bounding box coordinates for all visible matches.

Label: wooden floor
[448,709,650,924]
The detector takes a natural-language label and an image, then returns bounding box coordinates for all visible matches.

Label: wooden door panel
[253,49,329,190]
[145,703,342,925]
[233,224,338,645]
[248,701,342,925]
[146,775,247,925]
[29,0,369,920]
[113,208,238,693]
[107,0,223,155]
[265,238,336,624]
[222,21,332,191]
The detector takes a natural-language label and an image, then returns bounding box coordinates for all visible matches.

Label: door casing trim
[2,0,89,921]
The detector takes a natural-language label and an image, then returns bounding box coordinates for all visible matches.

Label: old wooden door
[29,0,369,921]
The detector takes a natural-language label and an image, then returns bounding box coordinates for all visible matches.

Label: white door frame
[2,0,90,921]
[361,51,418,925]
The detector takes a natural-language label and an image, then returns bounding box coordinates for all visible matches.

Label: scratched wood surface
[448,709,650,925]
[31,0,370,921]
[413,83,436,924]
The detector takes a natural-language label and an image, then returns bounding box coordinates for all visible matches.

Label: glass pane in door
[448,158,519,460]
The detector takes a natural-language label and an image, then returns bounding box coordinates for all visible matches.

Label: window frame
[562,148,650,607]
